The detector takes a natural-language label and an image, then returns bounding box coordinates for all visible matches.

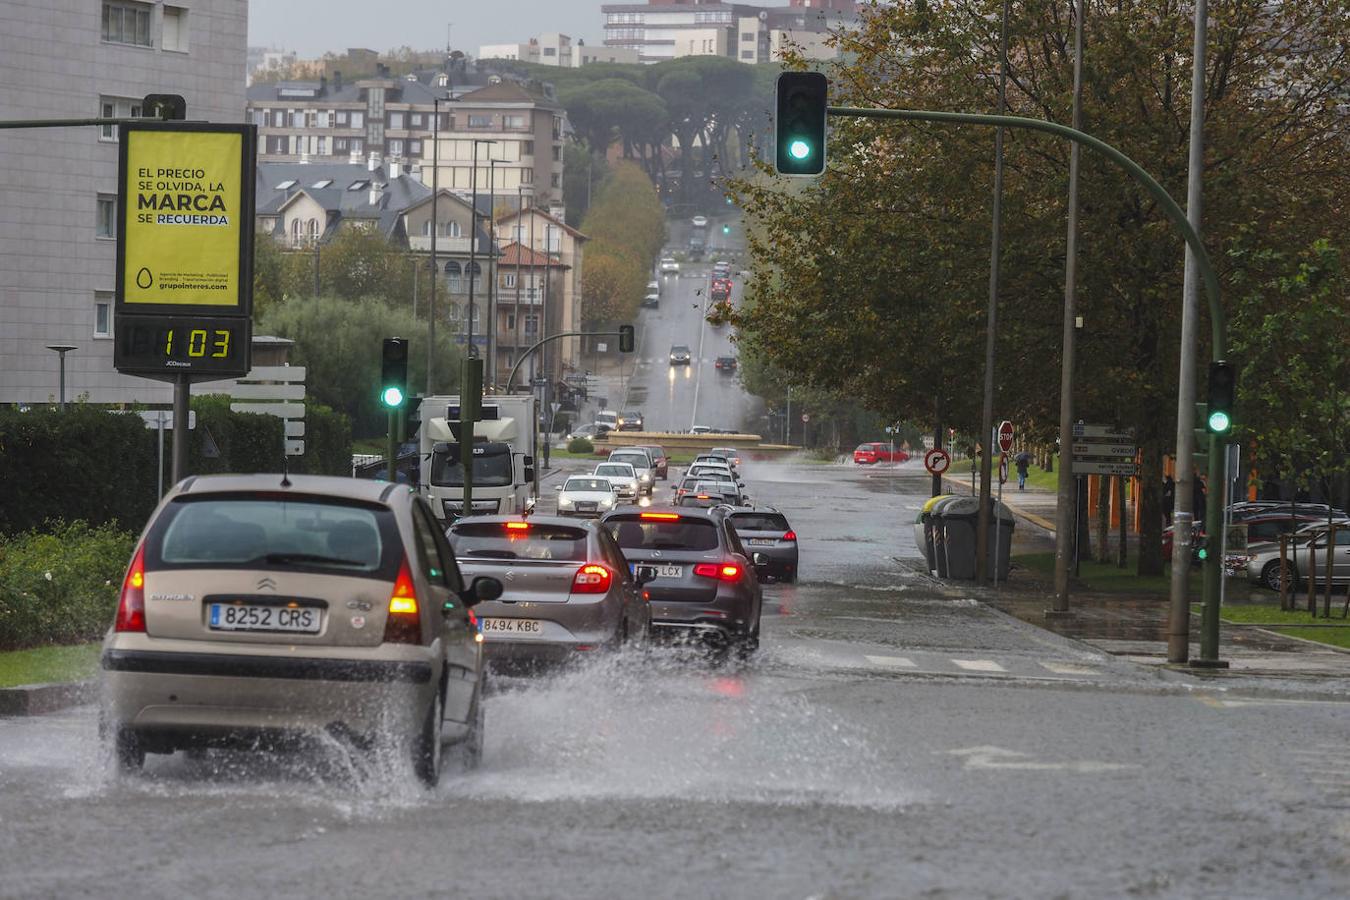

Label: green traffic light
[788,139,812,160]
[1196,546,1209,561]
[1207,410,1231,433]
[722,224,730,234]
[382,386,404,408]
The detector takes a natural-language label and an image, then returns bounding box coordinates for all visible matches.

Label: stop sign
[997,420,1014,453]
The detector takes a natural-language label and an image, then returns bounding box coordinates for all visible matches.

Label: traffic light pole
[504,329,633,394]
[825,104,1229,660]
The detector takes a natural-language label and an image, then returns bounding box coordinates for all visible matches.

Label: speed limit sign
[924,448,951,476]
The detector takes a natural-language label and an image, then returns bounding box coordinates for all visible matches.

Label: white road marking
[952,659,1007,673]
[864,655,917,668]
[1039,662,1100,675]
[947,746,1138,773]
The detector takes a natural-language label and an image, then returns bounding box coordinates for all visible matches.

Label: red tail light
[641,512,680,521]
[572,563,613,594]
[383,557,423,644]
[783,530,797,542]
[114,544,147,632]
[693,562,742,582]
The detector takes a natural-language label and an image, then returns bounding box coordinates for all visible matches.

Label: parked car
[642,291,660,309]
[99,475,501,785]
[853,442,909,464]
[646,279,660,295]
[715,356,738,373]
[727,508,798,583]
[448,516,652,666]
[1163,510,1336,560]
[594,462,640,500]
[1242,521,1350,591]
[634,445,670,480]
[616,410,645,432]
[669,344,692,365]
[659,257,680,274]
[554,476,620,517]
[601,507,761,653]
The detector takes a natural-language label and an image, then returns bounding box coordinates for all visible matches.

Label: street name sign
[114,122,256,381]
[1072,460,1140,477]
[1072,423,1137,476]
[1072,443,1136,458]
[1072,424,1134,441]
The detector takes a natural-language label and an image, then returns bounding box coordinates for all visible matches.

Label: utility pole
[428,94,445,394]
[466,138,496,365]
[975,0,1010,584]
[1167,0,1210,665]
[1051,0,1088,616]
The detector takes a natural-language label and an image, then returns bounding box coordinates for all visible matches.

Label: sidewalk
[941,471,1350,682]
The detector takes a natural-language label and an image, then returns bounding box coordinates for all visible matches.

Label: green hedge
[567,437,595,454]
[0,521,134,650]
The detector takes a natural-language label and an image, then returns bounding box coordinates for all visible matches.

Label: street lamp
[487,157,511,389]
[46,345,77,411]
[466,138,497,362]
[428,93,451,394]
[514,182,534,384]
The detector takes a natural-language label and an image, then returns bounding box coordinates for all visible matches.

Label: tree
[258,295,461,437]
[730,0,1350,574]
[316,226,415,303]
[580,249,644,326]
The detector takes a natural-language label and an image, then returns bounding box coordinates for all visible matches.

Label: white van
[596,409,619,431]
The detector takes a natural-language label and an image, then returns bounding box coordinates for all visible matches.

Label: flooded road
[3,461,1348,898]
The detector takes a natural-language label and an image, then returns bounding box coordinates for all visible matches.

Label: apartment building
[495,206,587,380]
[601,0,856,64]
[0,0,248,406]
[479,34,640,68]
[246,64,566,205]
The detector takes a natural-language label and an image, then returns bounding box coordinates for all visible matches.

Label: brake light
[504,521,530,531]
[783,530,797,542]
[641,512,680,521]
[572,563,613,594]
[693,562,741,582]
[384,557,422,643]
[114,544,147,632]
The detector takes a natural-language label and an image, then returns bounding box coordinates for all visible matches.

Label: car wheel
[451,689,484,772]
[412,691,444,787]
[104,718,144,774]
[1261,559,1295,592]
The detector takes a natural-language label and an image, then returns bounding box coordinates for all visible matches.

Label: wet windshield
[432,445,514,487]
[564,478,612,492]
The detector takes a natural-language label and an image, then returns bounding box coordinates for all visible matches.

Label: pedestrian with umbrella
[1014,451,1032,491]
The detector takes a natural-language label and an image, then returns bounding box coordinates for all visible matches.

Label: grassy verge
[1022,466,1058,491]
[0,643,101,689]
[1201,603,1350,650]
[1016,551,1172,595]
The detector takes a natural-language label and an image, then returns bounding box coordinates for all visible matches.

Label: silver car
[594,462,640,500]
[99,475,501,786]
[448,516,653,665]
[555,476,619,517]
[608,448,656,495]
[1244,521,1350,590]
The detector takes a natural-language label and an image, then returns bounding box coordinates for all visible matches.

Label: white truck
[418,393,539,522]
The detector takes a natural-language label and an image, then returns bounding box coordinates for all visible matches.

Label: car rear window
[147,494,399,578]
[596,464,634,477]
[606,515,720,552]
[449,522,589,561]
[610,452,649,467]
[731,513,790,532]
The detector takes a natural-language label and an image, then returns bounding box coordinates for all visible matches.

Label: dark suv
[601,507,761,652]
[727,508,798,583]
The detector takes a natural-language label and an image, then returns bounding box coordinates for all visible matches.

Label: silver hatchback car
[100,475,501,786]
[448,516,653,666]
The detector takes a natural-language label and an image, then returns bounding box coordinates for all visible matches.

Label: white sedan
[593,462,640,500]
[659,257,680,274]
[691,215,708,228]
[555,476,619,517]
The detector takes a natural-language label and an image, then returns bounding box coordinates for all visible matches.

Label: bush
[567,437,594,455]
[0,521,134,650]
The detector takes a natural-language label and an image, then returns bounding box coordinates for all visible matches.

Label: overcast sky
[247,1,608,58]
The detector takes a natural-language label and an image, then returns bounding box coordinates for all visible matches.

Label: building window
[409,140,422,156]
[351,139,363,154]
[94,293,113,338]
[102,2,151,47]
[520,167,533,183]
[507,313,516,330]
[542,47,556,57]
[251,108,266,126]
[552,117,562,139]
[741,50,755,60]
[162,6,188,52]
[389,111,404,129]
[552,145,561,162]
[99,96,141,140]
[503,272,517,288]
[522,140,534,156]
[336,110,348,126]
[351,111,364,128]
[551,173,560,188]
[742,32,755,42]
[410,113,423,127]
[444,261,462,293]
[389,139,404,156]
[468,114,492,129]
[316,136,328,156]
[335,138,348,153]
[316,110,330,128]
[96,194,117,238]
[524,315,539,336]
[504,114,526,130]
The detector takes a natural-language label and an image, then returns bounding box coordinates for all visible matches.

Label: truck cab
[418,394,538,523]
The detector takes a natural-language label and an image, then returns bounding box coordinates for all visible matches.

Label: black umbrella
[1014,451,1032,465]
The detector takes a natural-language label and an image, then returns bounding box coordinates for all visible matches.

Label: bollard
[1278,534,1291,611]
[1307,540,1317,616]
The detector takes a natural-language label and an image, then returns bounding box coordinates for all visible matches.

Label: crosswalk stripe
[1039,662,1100,675]
[952,659,1007,673]
[864,654,917,668]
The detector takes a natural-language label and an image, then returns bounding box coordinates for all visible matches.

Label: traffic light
[1206,361,1235,434]
[142,93,187,120]
[775,72,828,176]
[618,325,635,353]
[721,224,731,235]
[380,338,408,408]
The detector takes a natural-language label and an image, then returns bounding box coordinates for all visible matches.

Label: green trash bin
[939,496,981,579]
[916,494,952,575]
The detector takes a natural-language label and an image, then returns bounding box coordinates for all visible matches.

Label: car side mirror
[523,455,534,468]
[461,575,503,608]
[634,565,658,586]
[737,481,745,487]
[554,483,564,491]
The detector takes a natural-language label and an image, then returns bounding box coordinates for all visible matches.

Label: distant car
[1241,521,1350,591]
[660,258,680,274]
[687,463,735,484]
[608,448,656,495]
[99,475,501,785]
[646,280,660,295]
[554,476,620,517]
[853,442,909,464]
[708,447,742,470]
[593,462,640,500]
[595,409,619,431]
[616,410,645,432]
[669,344,692,365]
[601,507,761,653]
[712,260,731,274]
[689,425,713,435]
[448,516,652,667]
[566,423,610,442]
[714,356,737,373]
[728,508,798,583]
[635,445,669,480]
[642,291,660,309]
[691,215,708,228]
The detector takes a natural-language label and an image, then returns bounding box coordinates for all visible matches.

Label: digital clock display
[114,314,250,379]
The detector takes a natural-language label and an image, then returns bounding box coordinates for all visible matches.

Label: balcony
[407,235,479,254]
